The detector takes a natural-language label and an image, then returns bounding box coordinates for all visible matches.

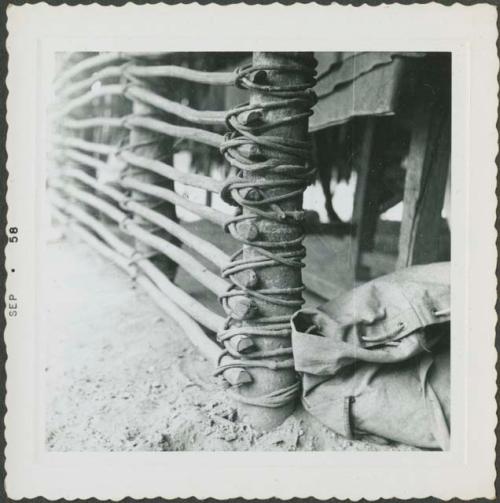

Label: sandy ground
[45,230,417,452]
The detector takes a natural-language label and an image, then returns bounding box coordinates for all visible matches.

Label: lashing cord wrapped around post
[216,58,317,408]
[51,52,317,411]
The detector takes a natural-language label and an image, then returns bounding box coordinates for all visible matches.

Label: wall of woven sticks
[49,52,317,428]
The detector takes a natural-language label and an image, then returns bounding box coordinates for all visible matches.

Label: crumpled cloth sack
[291,262,450,450]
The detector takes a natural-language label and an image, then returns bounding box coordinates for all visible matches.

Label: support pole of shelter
[127,99,179,280]
[218,52,317,430]
[397,55,451,268]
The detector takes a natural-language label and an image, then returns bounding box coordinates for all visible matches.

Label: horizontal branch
[54,193,226,333]
[59,65,123,98]
[55,182,229,295]
[54,53,124,92]
[127,65,235,85]
[136,275,251,386]
[60,117,125,130]
[52,84,124,120]
[125,115,223,147]
[121,176,229,227]
[60,148,109,171]
[302,270,334,301]
[125,86,226,126]
[66,217,247,385]
[71,222,134,274]
[53,135,116,156]
[68,215,225,333]
[126,200,229,269]
[55,52,184,93]
[55,84,226,129]
[63,185,126,223]
[50,205,70,226]
[124,220,229,297]
[120,150,222,193]
[137,259,224,333]
[58,63,235,99]
[50,190,132,257]
[62,168,127,204]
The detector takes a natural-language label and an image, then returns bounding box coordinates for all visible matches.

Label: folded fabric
[291,262,450,449]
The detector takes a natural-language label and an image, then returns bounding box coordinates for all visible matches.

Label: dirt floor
[45,229,417,452]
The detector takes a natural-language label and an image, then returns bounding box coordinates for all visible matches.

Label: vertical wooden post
[397,55,451,268]
[397,113,450,267]
[128,99,179,279]
[350,118,377,281]
[234,52,315,430]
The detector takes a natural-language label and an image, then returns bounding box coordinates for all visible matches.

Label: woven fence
[48,52,317,428]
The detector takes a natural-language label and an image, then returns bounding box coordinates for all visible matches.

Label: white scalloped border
[4,3,498,500]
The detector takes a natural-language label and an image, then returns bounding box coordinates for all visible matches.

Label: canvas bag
[291,262,450,449]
